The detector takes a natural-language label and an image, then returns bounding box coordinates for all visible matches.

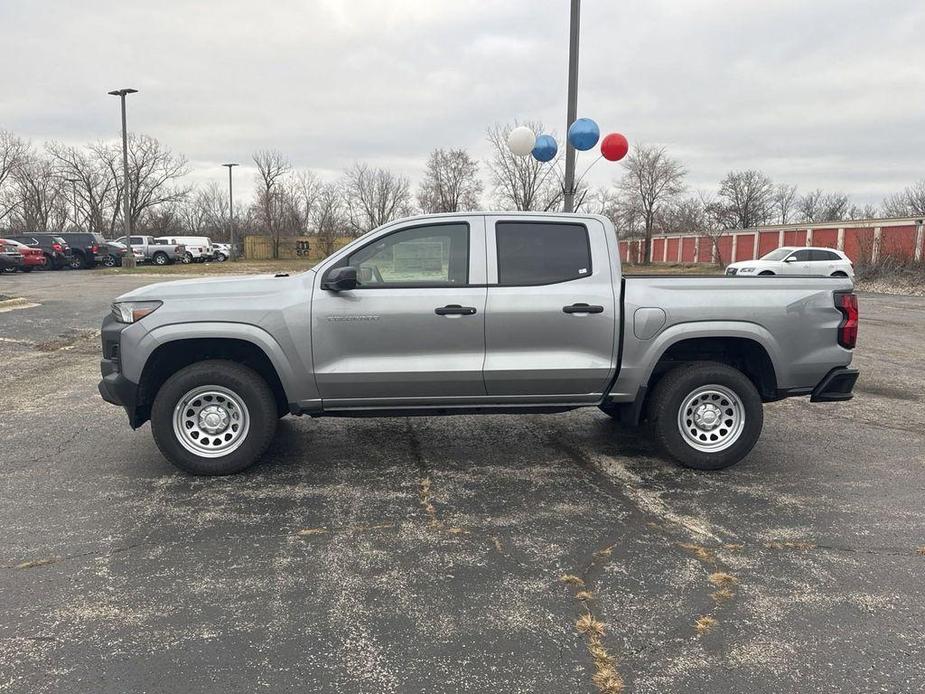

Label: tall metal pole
[222,163,239,261]
[562,0,581,213]
[66,178,79,229]
[109,88,138,268]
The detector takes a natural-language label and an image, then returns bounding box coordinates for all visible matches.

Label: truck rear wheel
[152,251,169,266]
[647,362,762,470]
[151,360,277,475]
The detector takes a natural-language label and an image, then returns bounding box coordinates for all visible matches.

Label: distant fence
[243,235,352,261]
[619,217,925,265]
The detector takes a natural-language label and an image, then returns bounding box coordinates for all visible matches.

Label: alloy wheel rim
[172,385,250,458]
[677,384,745,453]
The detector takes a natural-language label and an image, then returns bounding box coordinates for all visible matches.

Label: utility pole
[65,178,79,229]
[108,88,138,268]
[562,0,581,213]
[222,163,239,260]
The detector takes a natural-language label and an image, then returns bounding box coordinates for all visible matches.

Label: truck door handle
[435,304,477,316]
[563,303,604,314]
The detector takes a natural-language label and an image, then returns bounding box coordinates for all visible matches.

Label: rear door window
[496,222,591,286]
[812,249,840,261]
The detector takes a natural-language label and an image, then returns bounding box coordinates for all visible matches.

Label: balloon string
[534,158,564,194]
[574,154,604,189]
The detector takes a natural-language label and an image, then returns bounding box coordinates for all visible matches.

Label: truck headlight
[111,300,162,323]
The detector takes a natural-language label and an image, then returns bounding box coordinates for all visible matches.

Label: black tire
[830,271,847,277]
[183,252,193,264]
[152,251,169,266]
[21,266,32,273]
[150,360,278,475]
[758,270,775,276]
[646,362,763,470]
[70,252,87,270]
[102,254,117,268]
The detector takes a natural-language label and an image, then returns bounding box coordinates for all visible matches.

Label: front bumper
[810,367,859,402]
[98,314,142,427]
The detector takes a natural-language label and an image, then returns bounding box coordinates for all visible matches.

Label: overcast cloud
[1,0,923,205]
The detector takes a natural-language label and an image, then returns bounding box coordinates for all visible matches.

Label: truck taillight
[834,291,858,349]
[52,242,63,252]
[91,244,99,253]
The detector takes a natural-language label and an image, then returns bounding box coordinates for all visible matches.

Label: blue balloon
[531,134,558,162]
[567,118,600,151]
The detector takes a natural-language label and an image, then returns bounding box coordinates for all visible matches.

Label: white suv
[156,236,213,263]
[727,247,853,278]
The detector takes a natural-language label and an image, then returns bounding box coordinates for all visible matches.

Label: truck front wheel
[647,362,763,470]
[150,360,278,475]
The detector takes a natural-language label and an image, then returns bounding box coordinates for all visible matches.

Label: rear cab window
[495,221,591,286]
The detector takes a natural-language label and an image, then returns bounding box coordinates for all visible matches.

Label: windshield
[760,248,793,261]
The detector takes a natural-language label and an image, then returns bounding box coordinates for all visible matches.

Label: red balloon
[601,133,629,161]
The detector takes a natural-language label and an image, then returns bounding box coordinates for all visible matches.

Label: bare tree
[618,144,686,263]
[772,183,798,225]
[284,170,323,236]
[700,192,732,267]
[485,121,562,212]
[660,196,707,236]
[6,152,68,232]
[0,130,28,223]
[47,141,118,234]
[343,162,411,236]
[798,189,851,223]
[717,169,774,229]
[311,182,345,257]
[418,148,482,213]
[251,149,291,257]
[882,179,925,217]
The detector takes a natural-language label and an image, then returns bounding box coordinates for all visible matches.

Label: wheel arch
[134,335,292,426]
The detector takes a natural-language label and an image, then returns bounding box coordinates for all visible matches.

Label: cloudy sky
[2,0,923,206]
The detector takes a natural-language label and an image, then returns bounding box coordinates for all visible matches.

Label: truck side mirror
[324,266,358,291]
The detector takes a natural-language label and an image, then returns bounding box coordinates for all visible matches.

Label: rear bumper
[810,367,859,402]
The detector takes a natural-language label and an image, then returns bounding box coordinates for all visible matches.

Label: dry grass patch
[575,590,594,601]
[560,574,585,587]
[680,542,716,563]
[917,546,925,556]
[708,572,737,587]
[575,613,624,693]
[694,615,717,635]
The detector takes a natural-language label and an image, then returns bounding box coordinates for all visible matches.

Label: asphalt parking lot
[1,270,923,693]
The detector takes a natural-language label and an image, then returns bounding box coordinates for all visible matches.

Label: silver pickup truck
[114,235,185,266]
[99,212,859,475]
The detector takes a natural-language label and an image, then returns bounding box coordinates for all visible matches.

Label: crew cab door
[483,216,617,399]
[312,218,487,405]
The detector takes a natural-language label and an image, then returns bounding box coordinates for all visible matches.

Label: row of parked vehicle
[0,232,233,274]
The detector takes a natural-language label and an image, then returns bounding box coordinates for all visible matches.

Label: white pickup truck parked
[99,212,859,475]
[156,236,213,263]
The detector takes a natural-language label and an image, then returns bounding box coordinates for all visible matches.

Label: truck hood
[116,271,312,303]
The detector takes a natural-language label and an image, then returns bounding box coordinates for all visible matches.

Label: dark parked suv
[7,234,73,270]
[56,232,110,269]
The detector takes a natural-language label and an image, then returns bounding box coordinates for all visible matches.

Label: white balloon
[507,126,536,157]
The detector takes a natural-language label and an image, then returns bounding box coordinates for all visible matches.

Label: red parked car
[0,239,47,272]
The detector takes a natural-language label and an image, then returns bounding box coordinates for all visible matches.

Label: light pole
[222,163,239,260]
[108,88,138,267]
[65,178,79,230]
[562,0,581,213]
